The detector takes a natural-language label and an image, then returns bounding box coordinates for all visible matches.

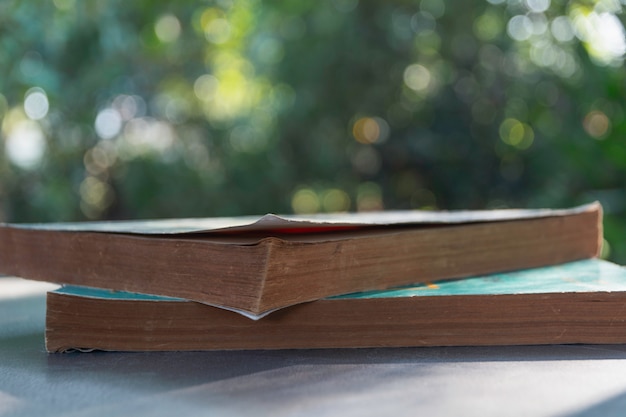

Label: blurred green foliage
[1,0,626,262]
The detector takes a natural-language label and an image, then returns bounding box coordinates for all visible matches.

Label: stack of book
[1,201,624,352]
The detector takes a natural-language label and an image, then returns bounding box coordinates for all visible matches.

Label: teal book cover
[333,258,626,298]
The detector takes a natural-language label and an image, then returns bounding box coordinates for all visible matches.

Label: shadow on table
[44,344,626,389]
[564,389,626,417]
[40,345,626,417]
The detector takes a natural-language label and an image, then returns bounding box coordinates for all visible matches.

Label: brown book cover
[1,202,603,318]
[45,259,626,352]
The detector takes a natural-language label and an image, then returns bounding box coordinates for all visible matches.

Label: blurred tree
[0,0,625,261]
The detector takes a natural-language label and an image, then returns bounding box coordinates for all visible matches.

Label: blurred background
[1,0,625,261]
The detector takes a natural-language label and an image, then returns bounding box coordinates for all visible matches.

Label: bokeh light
[403,64,432,93]
[95,109,123,140]
[155,14,182,43]
[583,110,610,139]
[507,15,534,41]
[357,182,383,212]
[23,88,49,121]
[551,16,575,42]
[499,118,534,150]
[80,176,115,219]
[202,10,232,45]
[572,10,626,66]
[352,117,389,144]
[3,114,46,170]
[119,117,175,157]
[526,0,551,14]
[291,188,321,214]
[322,189,351,212]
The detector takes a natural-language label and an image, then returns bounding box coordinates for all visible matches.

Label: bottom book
[46,259,626,352]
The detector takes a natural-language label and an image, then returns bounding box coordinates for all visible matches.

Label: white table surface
[2,277,626,417]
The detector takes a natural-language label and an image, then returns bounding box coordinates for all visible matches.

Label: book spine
[258,208,602,313]
[0,227,269,314]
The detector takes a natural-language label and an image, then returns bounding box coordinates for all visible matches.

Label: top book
[0,202,603,318]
